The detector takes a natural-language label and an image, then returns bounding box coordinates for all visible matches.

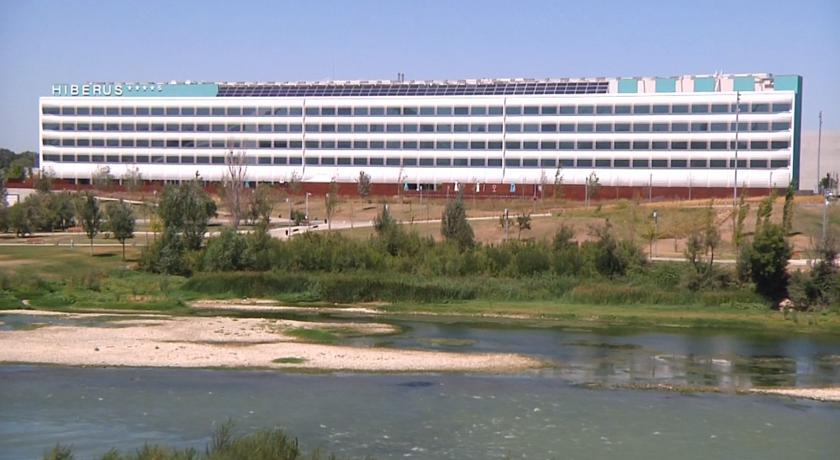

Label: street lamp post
[817,111,823,192]
[305,192,311,220]
[733,91,741,208]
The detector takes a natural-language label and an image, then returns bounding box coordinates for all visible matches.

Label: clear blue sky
[1,0,838,152]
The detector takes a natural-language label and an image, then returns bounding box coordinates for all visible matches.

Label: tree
[374,203,397,236]
[584,172,600,208]
[106,200,135,261]
[287,171,302,195]
[122,167,143,192]
[8,203,31,237]
[357,171,372,201]
[33,169,53,193]
[818,173,838,194]
[516,213,532,240]
[703,203,721,273]
[157,179,217,251]
[733,190,750,248]
[247,184,274,226]
[324,181,339,231]
[222,150,247,229]
[0,172,7,232]
[755,192,775,232]
[441,192,474,250]
[203,227,248,271]
[746,223,792,300]
[76,192,102,256]
[552,165,564,200]
[782,182,796,234]
[91,166,115,190]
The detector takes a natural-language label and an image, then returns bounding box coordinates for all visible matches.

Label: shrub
[203,228,248,271]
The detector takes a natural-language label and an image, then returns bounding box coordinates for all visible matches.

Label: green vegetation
[42,422,348,460]
[273,357,307,364]
[286,328,340,344]
[105,200,136,261]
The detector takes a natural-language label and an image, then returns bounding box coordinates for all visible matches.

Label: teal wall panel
[655,78,676,93]
[733,76,755,91]
[618,78,638,93]
[774,75,799,91]
[693,78,715,92]
[122,83,218,97]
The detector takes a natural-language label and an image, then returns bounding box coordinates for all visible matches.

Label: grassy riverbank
[2,246,839,334]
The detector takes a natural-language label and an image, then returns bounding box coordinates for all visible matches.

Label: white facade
[38,76,799,189]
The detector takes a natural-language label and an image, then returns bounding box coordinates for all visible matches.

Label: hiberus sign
[52,83,126,97]
[50,82,217,97]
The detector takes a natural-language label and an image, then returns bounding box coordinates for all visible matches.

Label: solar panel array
[217,81,609,97]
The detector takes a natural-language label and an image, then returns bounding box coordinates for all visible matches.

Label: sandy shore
[750,387,840,402]
[0,311,542,372]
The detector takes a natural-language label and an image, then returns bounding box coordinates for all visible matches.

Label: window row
[43,120,792,134]
[41,153,789,170]
[44,137,791,151]
[41,102,794,117]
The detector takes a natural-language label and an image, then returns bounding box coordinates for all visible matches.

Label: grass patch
[272,357,307,364]
[421,338,477,347]
[285,328,340,344]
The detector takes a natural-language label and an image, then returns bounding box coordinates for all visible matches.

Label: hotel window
[751,141,769,150]
[320,107,336,116]
[540,158,557,167]
[523,158,538,167]
[403,141,418,149]
[672,104,689,114]
[488,158,503,167]
[470,141,486,150]
[61,139,75,147]
[489,106,504,115]
[652,123,669,132]
[77,139,90,147]
[523,141,538,150]
[595,105,612,115]
[577,105,594,114]
[436,106,452,116]
[615,123,630,132]
[751,103,769,113]
[61,122,75,131]
[420,141,435,149]
[77,154,90,162]
[321,123,336,133]
[385,157,400,166]
[559,123,574,132]
[242,107,257,116]
[614,159,631,167]
[402,158,417,166]
[455,141,469,150]
[652,141,668,150]
[710,141,727,150]
[691,104,709,114]
[771,140,790,149]
[615,105,631,114]
[182,107,195,116]
[690,159,707,168]
[772,103,792,112]
[455,123,470,133]
[614,141,630,150]
[672,141,688,150]
[711,104,728,113]
[690,141,707,150]
[541,123,557,133]
[595,123,611,133]
[61,107,76,115]
[633,123,651,132]
[77,107,90,115]
[710,122,727,132]
[670,159,687,168]
[633,105,650,114]
[61,154,75,162]
[541,141,557,150]
[109,107,122,115]
[523,106,539,115]
[471,106,487,116]
[136,123,149,132]
[167,123,180,132]
[152,140,165,147]
[337,123,351,133]
[437,158,451,166]
[595,159,611,167]
[577,141,593,150]
[197,107,211,116]
[750,159,768,168]
[652,159,668,168]
[772,121,791,131]
[751,122,769,132]
[505,158,520,167]
[672,123,689,132]
[595,141,611,150]
[559,106,575,115]
[92,154,106,163]
[211,124,225,132]
[560,159,574,167]
[136,107,149,115]
[453,158,468,167]
[181,155,195,164]
[403,124,418,133]
[106,123,119,131]
[770,159,789,168]
[165,107,179,116]
[468,158,485,167]
[691,122,709,132]
[136,139,149,147]
[43,106,60,115]
[107,154,120,162]
[258,124,272,133]
[710,159,727,168]
[652,104,669,114]
[470,123,487,133]
[505,141,520,150]
[92,139,104,147]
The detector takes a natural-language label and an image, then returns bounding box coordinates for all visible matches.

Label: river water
[1,313,839,459]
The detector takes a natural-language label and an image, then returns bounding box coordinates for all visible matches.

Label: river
[1,313,838,459]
